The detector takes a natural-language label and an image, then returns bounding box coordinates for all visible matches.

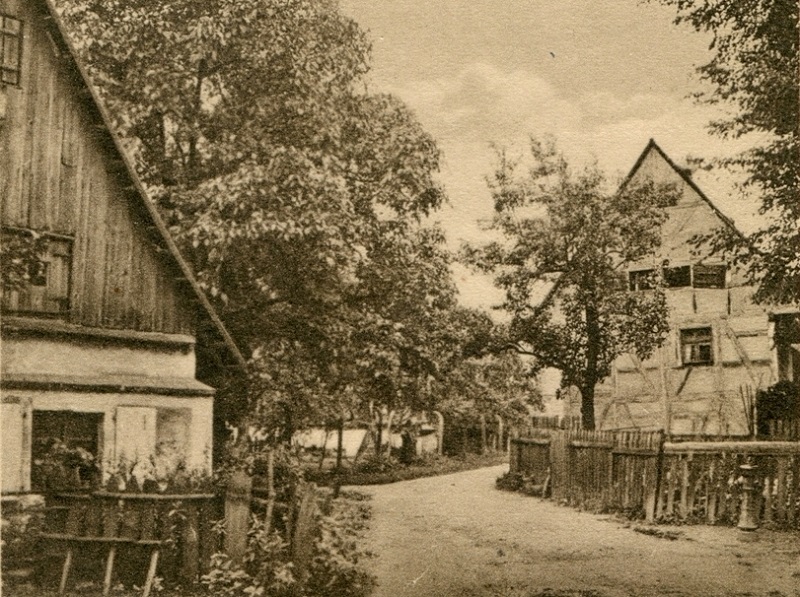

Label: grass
[305,451,509,486]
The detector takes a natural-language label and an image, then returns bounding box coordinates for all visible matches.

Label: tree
[652,0,799,304]
[0,230,47,295]
[463,138,679,429]
[58,0,455,440]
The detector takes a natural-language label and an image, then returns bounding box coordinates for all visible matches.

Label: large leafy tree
[464,139,679,429]
[57,0,454,438]
[652,0,799,304]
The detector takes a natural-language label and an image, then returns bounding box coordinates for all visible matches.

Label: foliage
[31,439,99,492]
[1,499,46,576]
[201,493,373,597]
[495,471,525,492]
[463,138,680,428]
[0,230,48,294]
[306,497,375,597]
[438,347,542,429]
[57,0,464,442]
[202,519,296,597]
[756,381,800,424]
[305,451,509,486]
[652,0,799,304]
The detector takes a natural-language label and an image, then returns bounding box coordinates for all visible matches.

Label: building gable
[0,0,243,367]
[623,139,741,269]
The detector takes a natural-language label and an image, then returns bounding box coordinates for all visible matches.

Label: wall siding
[0,1,194,335]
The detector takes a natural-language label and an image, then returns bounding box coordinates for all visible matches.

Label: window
[629,269,656,291]
[1,15,22,86]
[1,230,73,316]
[680,327,714,366]
[628,263,727,292]
[31,411,103,490]
[693,264,726,289]
[664,265,691,288]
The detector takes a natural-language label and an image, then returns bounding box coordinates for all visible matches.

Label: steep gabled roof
[620,138,746,241]
[36,0,245,370]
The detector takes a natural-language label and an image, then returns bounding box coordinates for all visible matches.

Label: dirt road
[359,465,800,597]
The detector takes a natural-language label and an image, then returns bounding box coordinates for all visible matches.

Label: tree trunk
[187,59,206,183]
[265,449,275,532]
[317,426,330,471]
[375,410,383,457]
[495,415,505,453]
[583,301,601,430]
[432,411,444,455]
[335,419,344,472]
[384,410,395,457]
[480,415,487,454]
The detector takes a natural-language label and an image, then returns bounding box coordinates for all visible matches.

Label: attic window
[664,265,691,288]
[1,230,73,317]
[1,15,22,86]
[693,264,726,289]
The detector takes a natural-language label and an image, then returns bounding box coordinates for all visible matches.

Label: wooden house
[0,0,245,493]
[566,140,776,434]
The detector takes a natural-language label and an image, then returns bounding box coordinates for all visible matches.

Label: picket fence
[510,429,800,529]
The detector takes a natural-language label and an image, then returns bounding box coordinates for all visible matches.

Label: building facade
[566,140,775,434]
[0,0,243,492]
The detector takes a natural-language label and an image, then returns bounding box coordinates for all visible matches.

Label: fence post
[225,470,252,566]
[291,483,319,586]
[646,430,665,523]
[182,503,200,584]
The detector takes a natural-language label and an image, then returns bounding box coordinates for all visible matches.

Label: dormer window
[1,15,23,86]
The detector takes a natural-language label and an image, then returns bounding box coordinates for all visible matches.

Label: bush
[495,471,524,492]
[1,498,46,574]
[306,451,508,486]
[757,381,800,434]
[201,493,374,597]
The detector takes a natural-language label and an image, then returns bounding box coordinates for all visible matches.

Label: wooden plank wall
[0,1,194,335]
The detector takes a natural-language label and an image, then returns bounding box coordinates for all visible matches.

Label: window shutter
[1,403,25,492]
[115,407,157,472]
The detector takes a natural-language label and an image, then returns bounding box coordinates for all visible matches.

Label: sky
[338,0,764,312]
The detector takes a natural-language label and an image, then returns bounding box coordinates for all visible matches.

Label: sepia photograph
[0,0,798,596]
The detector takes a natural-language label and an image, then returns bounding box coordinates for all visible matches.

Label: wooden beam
[629,353,660,396]
[665,441,800,454]
[721,320,760,387]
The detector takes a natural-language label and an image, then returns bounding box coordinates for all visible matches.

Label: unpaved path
[359,465,800,597]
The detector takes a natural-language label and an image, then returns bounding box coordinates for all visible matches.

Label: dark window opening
[664,265,691,288]
[693,264,726,289]
[680,327,714,366]
[1,230,73,316]
[31,411,103,491]
[629,269,656,291]
[1,15,22,86]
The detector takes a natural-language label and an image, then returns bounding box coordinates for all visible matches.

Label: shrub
[496,471,524,492]
[201,493,374,597]
[757,381,800,434]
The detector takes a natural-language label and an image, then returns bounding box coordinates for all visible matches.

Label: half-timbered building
[566,140,776,434]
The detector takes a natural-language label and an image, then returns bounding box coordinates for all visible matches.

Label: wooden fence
[225,472,330,583]
[510,429,800,529]
[40,491,218,592]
